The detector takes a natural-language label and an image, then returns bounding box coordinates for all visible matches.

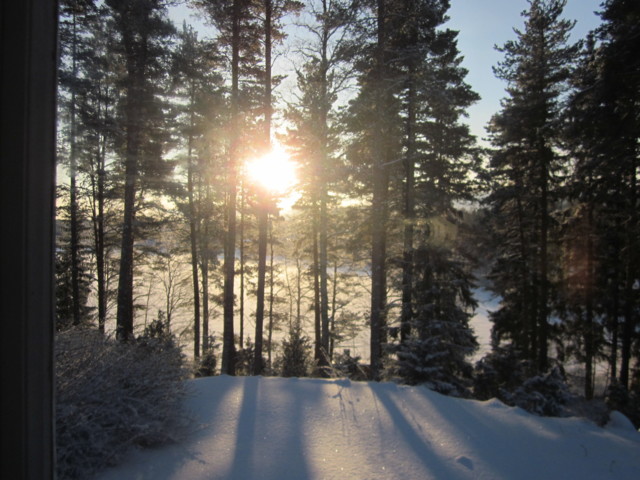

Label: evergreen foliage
[195,335,220,377]
[474,349,573,417]
[49,0,640,439]
[562,0,640,391]
[485,0,581,372]
[391,246,478,397]
[279,324,313,377]
[55,192,95,331]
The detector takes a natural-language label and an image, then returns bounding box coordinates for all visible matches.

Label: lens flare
[245,145,297,195]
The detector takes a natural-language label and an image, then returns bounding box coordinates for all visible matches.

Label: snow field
[96,375,640,480]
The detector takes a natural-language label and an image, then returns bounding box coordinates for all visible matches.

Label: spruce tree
[386,0,480,392]
[486,0,580,372]
[564,0,640,390]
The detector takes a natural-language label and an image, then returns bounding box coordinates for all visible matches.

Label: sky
[172,0,604,142]
[446,0,603,141]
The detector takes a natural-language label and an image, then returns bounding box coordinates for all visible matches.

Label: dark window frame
[1,1,58,478]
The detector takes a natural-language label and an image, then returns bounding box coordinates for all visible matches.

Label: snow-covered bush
[473,347,530,401]
[605,381,640,429]
[195,336,219,377]
[55,328,189,479]
[331,350,369,381]
[474,351,573,417]
[510,366,573,416]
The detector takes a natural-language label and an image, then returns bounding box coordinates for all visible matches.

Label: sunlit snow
[96,375,640,480]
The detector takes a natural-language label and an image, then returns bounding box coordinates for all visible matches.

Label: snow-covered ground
[96,375,640,480]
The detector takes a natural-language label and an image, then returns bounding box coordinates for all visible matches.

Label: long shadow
[370,384,461,479]
[392,384,576,479]
[260,378,316,479]
[227,376,260,479]
[225,376,316,479]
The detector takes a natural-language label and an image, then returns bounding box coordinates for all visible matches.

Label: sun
[245,144,297,196]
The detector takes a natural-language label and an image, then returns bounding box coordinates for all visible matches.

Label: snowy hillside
[96,376,640,480]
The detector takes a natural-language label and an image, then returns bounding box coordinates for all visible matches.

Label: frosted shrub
[510,366,573,416]
[474,351,573,417]
[195,335,220,377]
[332,351,369,381]
[473,347,529,401]
[605,381,640,428]
[55,328,189,479]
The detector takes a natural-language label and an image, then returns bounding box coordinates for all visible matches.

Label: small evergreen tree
[391,246,477,397]
[279,323,312,378]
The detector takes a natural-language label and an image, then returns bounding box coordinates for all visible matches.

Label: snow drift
[96,375,640,480]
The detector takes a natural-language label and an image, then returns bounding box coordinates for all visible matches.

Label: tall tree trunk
[254,0,273,375]
[69,10,81,327]
[620,165,637,389]
[201,215,211,353]
[296,256,303,330]
[222,0,241,375]
[584,198,595,399]
[187,92,201,359]
[330,260,338,359]
[400,62,416,345]
[90,96,107,334]
[369,0,390,380]
[610,256,620,381]
[318,0,330,362]
[537,150,550,372]
[514,177,535,360]
[116,61,141,341]
[95,152,106,334]
[254,207,268,375]
[313,218,322,363]
[608,176,624,382]
[267,222,275,369]
[239,180,245,349]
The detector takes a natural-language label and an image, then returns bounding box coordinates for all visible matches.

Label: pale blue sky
[170,0,605,142]
[446,0,603,141]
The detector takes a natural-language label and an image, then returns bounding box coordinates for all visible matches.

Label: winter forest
[55,0,640,477]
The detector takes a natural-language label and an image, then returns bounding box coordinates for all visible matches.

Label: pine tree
[58,0,97,328]
[171,23,226,358]
[344,0,404,379]
[106,0,176,340]
[253,0,303,375]
[284,0,358,366]
[195,0,263,374]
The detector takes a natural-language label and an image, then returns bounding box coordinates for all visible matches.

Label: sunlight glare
[245,144,297,195]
